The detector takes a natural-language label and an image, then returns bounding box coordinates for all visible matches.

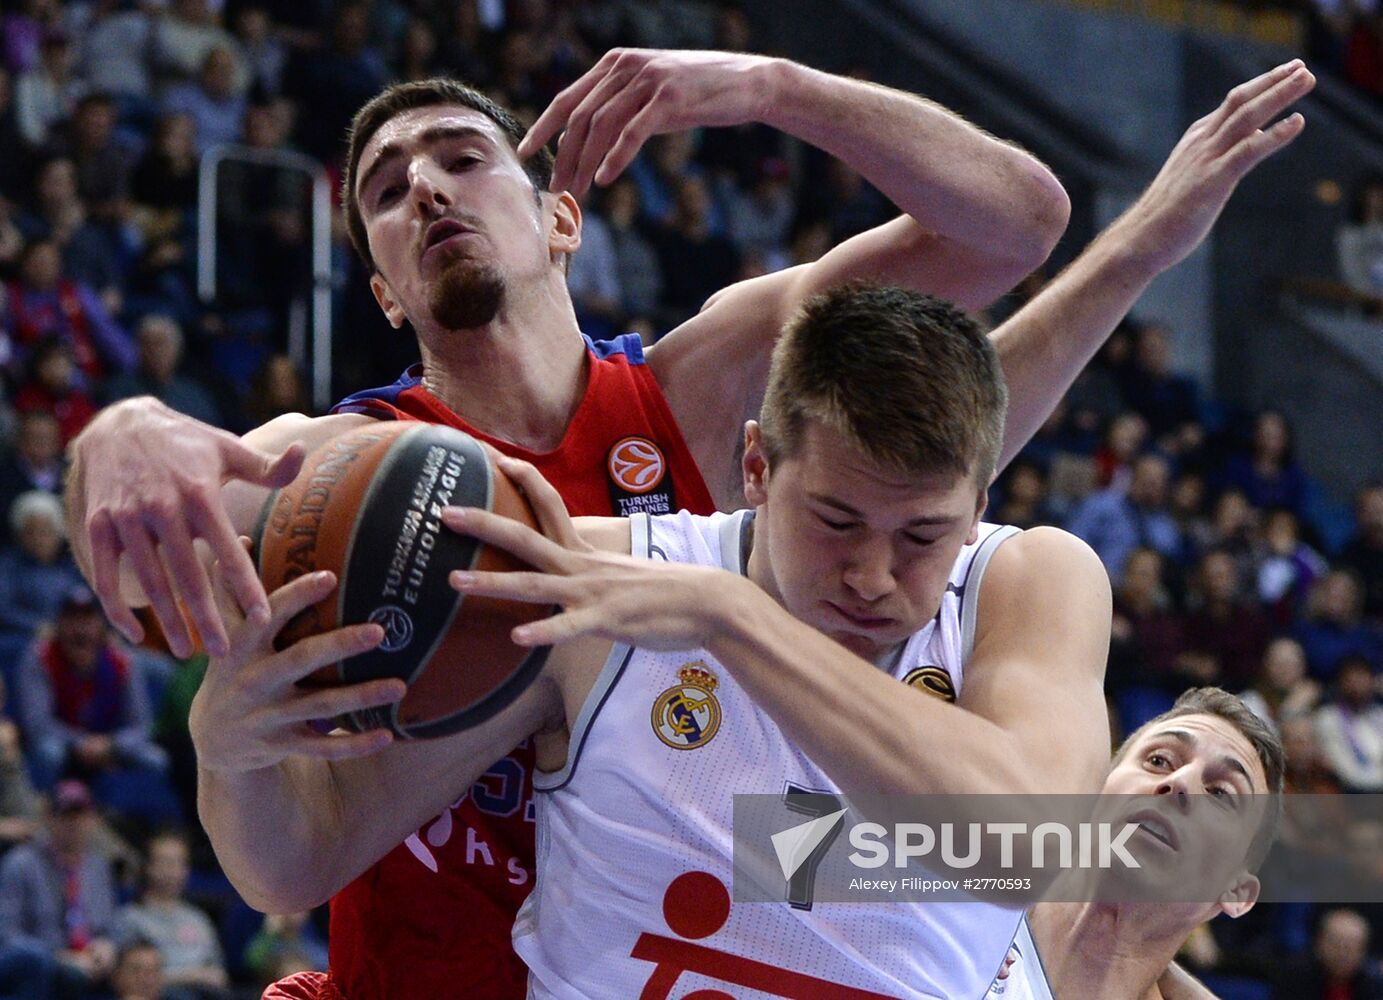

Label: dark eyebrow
[1153,729,1254,789]
[358,125,494,207]
[805,491,956,527]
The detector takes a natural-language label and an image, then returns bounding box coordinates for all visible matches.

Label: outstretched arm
[519,49,1070,508]
[992,59,1314,470]
[66,401,370,658]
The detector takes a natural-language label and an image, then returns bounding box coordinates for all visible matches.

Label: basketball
[252,421,554,739]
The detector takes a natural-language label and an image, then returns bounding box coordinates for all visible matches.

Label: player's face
[356,105,560,332]
[746,420,983,663]
[1100,714,1267,910]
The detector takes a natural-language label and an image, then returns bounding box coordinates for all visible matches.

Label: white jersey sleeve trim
[532,512,653,792]
[960,525,1022,660]
[718,509,754,575]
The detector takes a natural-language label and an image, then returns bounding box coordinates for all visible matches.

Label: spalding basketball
[252,422,555,739]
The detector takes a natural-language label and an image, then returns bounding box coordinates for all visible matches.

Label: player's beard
[428,255,505,330]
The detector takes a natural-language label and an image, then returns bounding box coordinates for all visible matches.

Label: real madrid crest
[651,661,723,750]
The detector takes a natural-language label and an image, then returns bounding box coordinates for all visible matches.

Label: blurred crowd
[0,0,1371,997]
[988,301,1383,996]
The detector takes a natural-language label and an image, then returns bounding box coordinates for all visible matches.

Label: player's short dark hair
[1113,687,1284,869]
[758,283,1006,495]
[343,79,555,273]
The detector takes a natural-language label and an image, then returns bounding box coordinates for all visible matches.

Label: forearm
[706,585,1041,797]
[197,760,352,912]
[989,215,1161,469]
[760,59,1067,264]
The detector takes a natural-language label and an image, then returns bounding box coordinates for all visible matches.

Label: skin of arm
[989,60,1313,470]
[704,527,1112,796]
[451,461,1112,798]
[650,57,1314,502]
[191,491,629,913]
[631,53,1070,507]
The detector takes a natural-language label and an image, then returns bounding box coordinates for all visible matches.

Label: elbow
[999,159,1069,271]
[1021,168,1071,267]
[228,868,336,912]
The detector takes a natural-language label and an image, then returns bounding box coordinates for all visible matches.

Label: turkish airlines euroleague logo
[608,437,667,494]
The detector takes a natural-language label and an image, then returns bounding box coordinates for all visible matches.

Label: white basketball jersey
[987,918,1056,1000]
[514,509,1023,999]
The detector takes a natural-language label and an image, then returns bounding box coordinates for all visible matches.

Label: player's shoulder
[986,525,1102,577]
[978,525,1109,609]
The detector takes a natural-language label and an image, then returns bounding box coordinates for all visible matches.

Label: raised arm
[516,49,1069,508]
[65,399,370,658]
[992,60,1313,470]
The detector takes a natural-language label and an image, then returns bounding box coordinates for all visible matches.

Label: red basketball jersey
[313,335,715,999]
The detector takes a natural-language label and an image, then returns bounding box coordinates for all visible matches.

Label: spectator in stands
[1256,507,1329,624]
[0,779,119,990]
[18,156,127,307]
[1179,548,1272,690]
[0,68,33,203]
[1314,655,1383,793]
[395,15,440,84]
[214,99,311,335]
[1240,637,1322,733]
[284,1,388,162]
[110,939,165,1000]
[435,0,489,82]
[103,315,221,427]
[0,490,82,642]
[602,178,662,322]
[230,5,286,98]
[13,28,82,148]
[1066,451,1184,577]
[131,113,199,216]
[1274,908,1383,999]
[1341,481,1383,622]
[0,668,38,857]
[1224,409,1311,520]
[114,830,231,999]
[2,0,56,77]
[243,911,327,988]
[161,46,247,156]
[1206,486,1258,576]
[1120,324,1201,444]
[15,337,100,444]
[566,209,621,338]
[243,353,308,426]
[80,0,158,118]
[57,93,135,224]
[1108,546,1184,699]
[1093,411,1148,489]
[1168,470,1213,565]
[14,585,168,791]
[4,238,135,386]
[812,156,892,242]
[0,409,64,525]
[631,131,716,231]
[651,174,739,324]
[726,156,794,272]
[990,459,1058,530]
[156,0,242,88]
[1295,569,1383,679]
